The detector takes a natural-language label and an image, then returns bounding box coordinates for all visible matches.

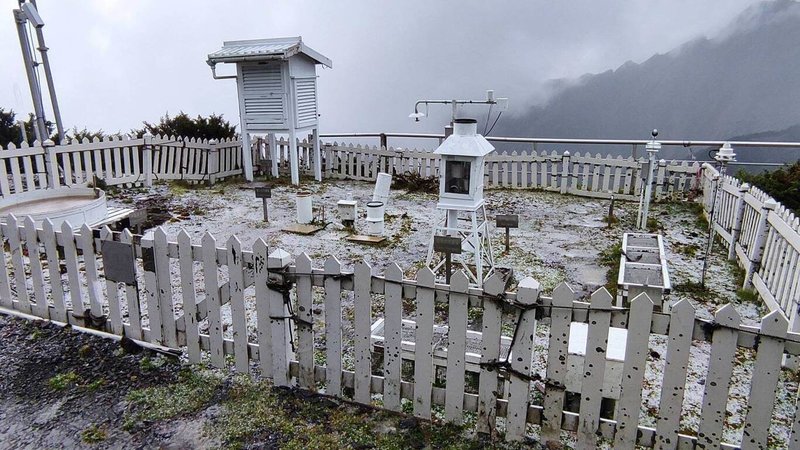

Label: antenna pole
[14,8,48,142]
[33,15,65,142]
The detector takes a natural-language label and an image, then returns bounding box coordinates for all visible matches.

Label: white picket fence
[2,217,800,448]
[701,163,800,332]
[260,140,701,201]
[3,135,702,203]
[0,135,244,196]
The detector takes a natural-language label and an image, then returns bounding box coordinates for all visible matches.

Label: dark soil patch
[0,315,185,449]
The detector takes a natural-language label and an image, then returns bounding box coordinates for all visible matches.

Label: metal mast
[14,0,64,143]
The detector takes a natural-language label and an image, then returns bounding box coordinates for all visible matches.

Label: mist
[0,0,764,138]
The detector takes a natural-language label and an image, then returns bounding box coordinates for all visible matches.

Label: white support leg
[241,132,254,182]
[289,129,299,185]
[268,133,278,177]
[472,212,482,283]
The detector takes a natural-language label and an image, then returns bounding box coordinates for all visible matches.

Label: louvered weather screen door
[241,63,286,127]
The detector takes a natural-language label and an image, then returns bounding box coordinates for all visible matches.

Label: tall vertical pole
[14,9,48,143]
[638,140,661,230]
[32,18,64,142]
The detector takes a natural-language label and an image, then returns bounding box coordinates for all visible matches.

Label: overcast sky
[0,0,765,138]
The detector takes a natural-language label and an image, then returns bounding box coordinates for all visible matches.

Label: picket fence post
[744,199,777,288]
[43,139,59,189]
[413,267,436,420]
[268,249,293,387]
[506,277,540,441]
[560,151,571,194]
[142,134,153,187]
[207,139,219,185]
[477,273,506,434]
[577,288,613,449]
[542,283,575,444]
[697,304,741,447]
[254,238,273,378]
[729,183,750,261]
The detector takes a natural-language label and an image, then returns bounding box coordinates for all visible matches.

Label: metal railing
[319,132,800,167]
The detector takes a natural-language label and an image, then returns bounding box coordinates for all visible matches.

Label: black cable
[485,112,503,136]
[483,104,493,135]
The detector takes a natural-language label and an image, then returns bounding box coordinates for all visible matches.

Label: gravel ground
[0,314,214,449]
[0,314,538,449]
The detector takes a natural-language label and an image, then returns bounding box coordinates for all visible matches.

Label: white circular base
[0,188,108,229]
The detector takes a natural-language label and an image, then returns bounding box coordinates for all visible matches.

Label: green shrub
[737,162,800,211]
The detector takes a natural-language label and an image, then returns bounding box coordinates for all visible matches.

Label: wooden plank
[602,163,612,193]
[383,263,403,412]
[741,311,787,450]
[591,160,601,193]
[445,270,470,424]
[154,228,177,348]
[123,145,133,178]
[295,253,316,390]
[63,153,74,185]
[83,150,94,183]
[9,157,22,193]
[697,304,741,449]
[791,377,800,448]
[201,232,223,367]
[23,216,48,319]
[354,260,373,404]
[477,273,504,433]
[119,229,142,340]
[576,288,613,449]
[227,235,249,372]
[113,146,123,179]
[654,300,696,450]
[140,234,162,343]
[506,277,539,441]
[253,239,272,378]
[177,230,200,362]
[0,156,10,195]
[268,249,291,387]
[60,221,84,312]
[100,226,122,334]
[6,216,30,313]
[103,147,113,180]
[324,256,342,396]
[0,220,15,308]
[21,156,35,191]
[80,224,104,318]
[413,267,436,419]
[614,292,654,448]
[542,282,574,443]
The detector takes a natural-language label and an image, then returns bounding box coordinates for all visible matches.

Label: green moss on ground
[123,366,530,449]
[124,369,221,430]
[598,242,622,297]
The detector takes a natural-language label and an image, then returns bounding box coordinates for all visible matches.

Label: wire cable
[485,111,503,136]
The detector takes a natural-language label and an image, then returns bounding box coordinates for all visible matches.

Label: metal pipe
[33,21,64,142]
[320,131,800,149]
[14,9,47,142]
[413,98,502,121]
[209,64,237,80]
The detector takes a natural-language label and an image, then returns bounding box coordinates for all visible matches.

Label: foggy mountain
[495,0,800,156]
